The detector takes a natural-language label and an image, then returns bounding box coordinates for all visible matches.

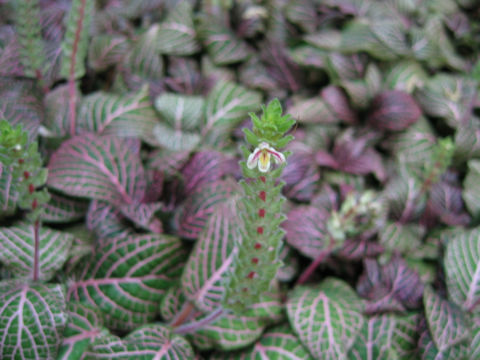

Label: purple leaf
[181,150,230,197]
[316,129,386,182]
[0,223,73,281]
[426,172,470,226]
[368,90,421,131]
[261,41,302,92]
[0,26,24,77]
[119,202,163,233]
[165,57,204,94]
[67,234,186,330]
[336,238,384,261]
[283,151,320,202]
[88,34,129,72]
[86,200,132,239]
[0,79,42,141]
[44,84,72,137]
[284,205,330,259]
[181,201,237,312]
[0,281,68,359]
[321,85,358,124]
[174,180,236,239]
[47,134,146,207]
[357,256,424,314]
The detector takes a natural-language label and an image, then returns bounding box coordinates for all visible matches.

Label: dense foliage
[1,0,480,359]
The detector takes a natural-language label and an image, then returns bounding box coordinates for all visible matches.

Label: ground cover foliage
[1,0,480,359]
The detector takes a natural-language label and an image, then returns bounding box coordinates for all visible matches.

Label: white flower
[247,142,285,173]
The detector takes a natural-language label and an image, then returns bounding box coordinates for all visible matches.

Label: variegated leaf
[174,180,236,239]
[463,160,480,217]
[198,17,250,65]
[47,134,146,207]
[444,228,480,311]
[156,1,200,55]
[205,81,261,129]
[77,86,160,145]
[0,223,73,281]
[181,201,237,312]
[211,324,314,360]
[287,278,364,360]
[348,315,398,360]
[0,166,17,217]
[181,150,231,197]
[119,202,163,233]
[57,302,108,360]
[284,205,331,259]
[42,192,89,223]
[88,34,129,71]
[422,286,470,359]
[190,297,283,351]
[67,234,186,330]
[86,200,133,239]
[357,256,424,314]
[86,324,194,359]
[153,93,204,151]
[0,281,68,360]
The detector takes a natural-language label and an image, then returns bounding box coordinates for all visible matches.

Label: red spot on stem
[242,287,248,292]
[254,243,262,249]
[252,258,259,264]
[258,209,265,217]
[28,184,35,194]
[23,171,30,179]
[259,191,266,201]
[257,227,264,234]
[32,199,38,210]
[259,176,266,183]
[247,271,255,279]
[18,159,24,164]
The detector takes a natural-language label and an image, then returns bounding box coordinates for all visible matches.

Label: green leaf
[153,93,204,151]
[287,278,364,360]
[181,201,237,312]
[444,228,480,311]
[57,302,108,360]
[211,324,314,360]
[13,0,47,78]
[191,297,283,351]
[67,234,186,331]
[0,281,68,360]
[88,34,129,71]
[0,223,73,281]
[156,1,200,55]
[205,81,261,129]
[463,160,480,217]
[77,85,160,145]
[60,0,94,79]
[348,315,398,359]
[86,324,195,359]
[422,286,470,359]
[198,16,250,65]
[0,167,17,217]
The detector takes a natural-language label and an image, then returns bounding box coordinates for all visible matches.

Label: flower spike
[224,99,295,313]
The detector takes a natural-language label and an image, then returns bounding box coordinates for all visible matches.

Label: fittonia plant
[224,98,295,313]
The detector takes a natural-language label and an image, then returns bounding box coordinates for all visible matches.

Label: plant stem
[68,79,77,136]
[296,239,335,285]
[173,308,224,335]
[33,219,40,281]
[170,302,195,328]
